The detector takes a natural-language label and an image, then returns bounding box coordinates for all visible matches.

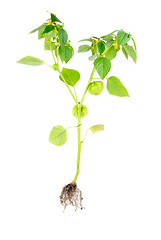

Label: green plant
[17,12,137,210]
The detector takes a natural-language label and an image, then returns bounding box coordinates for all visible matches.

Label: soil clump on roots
[60,183,83,211]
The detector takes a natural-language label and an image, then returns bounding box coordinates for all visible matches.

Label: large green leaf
[94,57,111,79]
[60,68,80,87]
[123,44,137,63]
[117,30,130,45]
[59,45,73,63]
[17,56,44,66]
[78,45,91,53]
[105,45,117,60]
[49,125,67,146]
[51,13,62,23]
[90,124,104,133]
[97,41,105,55]
[58,29,68,47]
[107,76,129,97]
[29,23,47,34]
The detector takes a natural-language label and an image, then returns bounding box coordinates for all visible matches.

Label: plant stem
[73,103,81,183]
[50,41,57,64]
[80,67,95,105]
[72,66,96,183]
[49,40,77,104]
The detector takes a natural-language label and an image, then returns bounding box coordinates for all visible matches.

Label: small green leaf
[17,56,44,66]
[29,23,48,34]
[78,45,91,53]
[51,13,62,23]
[107,76,129,97]
[59,45,73,63]
[105,45,117,60]
[122,45,128,59]
[58,29,68,47]
[72,105,88,118]
[49,125,67,146]
[60,68,80,87]
[88,81,104,95]
[88,55,96,61]
[132,37,137,52]
[91,43,97,55]
[94,57,111,80]
[78,38,92,42]
[44,40,56,51]
[43,25,55,34]
[117,30,131,45]
[123,44,137,63]
[97,41,105,54]
[90,124,104,133]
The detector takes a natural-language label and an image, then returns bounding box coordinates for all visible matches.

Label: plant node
[60,183,83,211]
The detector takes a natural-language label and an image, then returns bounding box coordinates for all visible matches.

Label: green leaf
[88,81,104,95]
[91,43,97,55]
[29,23,47,34]
[72,105,88,118]
[60,68,80,87]
[97,41,105,55]
[94,57,111,80]
[123,44,137,63]
[122,45,128,59]
[44,40,56,51]
[88,55,96,61]
[58,29,68,47]
[49,125,67,146]
[132,37,137,52]
[59,45,73,63]
[105,40,115,48]
[43,25,55,34]
[78,38,92,42]
[51,13,62,23]
[105,45,117,60]
[17,56,44,66]
[107,76,129,97]
[101,34,114,42]
[117,30,131,45]
[38,28,45,39]
[45,30,56,40]
[90,124,104,133]
[78,45,91,53]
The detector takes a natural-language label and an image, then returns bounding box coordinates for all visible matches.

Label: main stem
[73,103,81,183]
[73,67,96,183]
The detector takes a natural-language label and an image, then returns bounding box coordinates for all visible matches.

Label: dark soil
[60,183,83,211]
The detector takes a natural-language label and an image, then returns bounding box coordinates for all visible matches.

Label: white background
[0,0,161,239]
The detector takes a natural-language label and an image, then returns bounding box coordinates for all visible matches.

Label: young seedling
[17,12,137,210]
